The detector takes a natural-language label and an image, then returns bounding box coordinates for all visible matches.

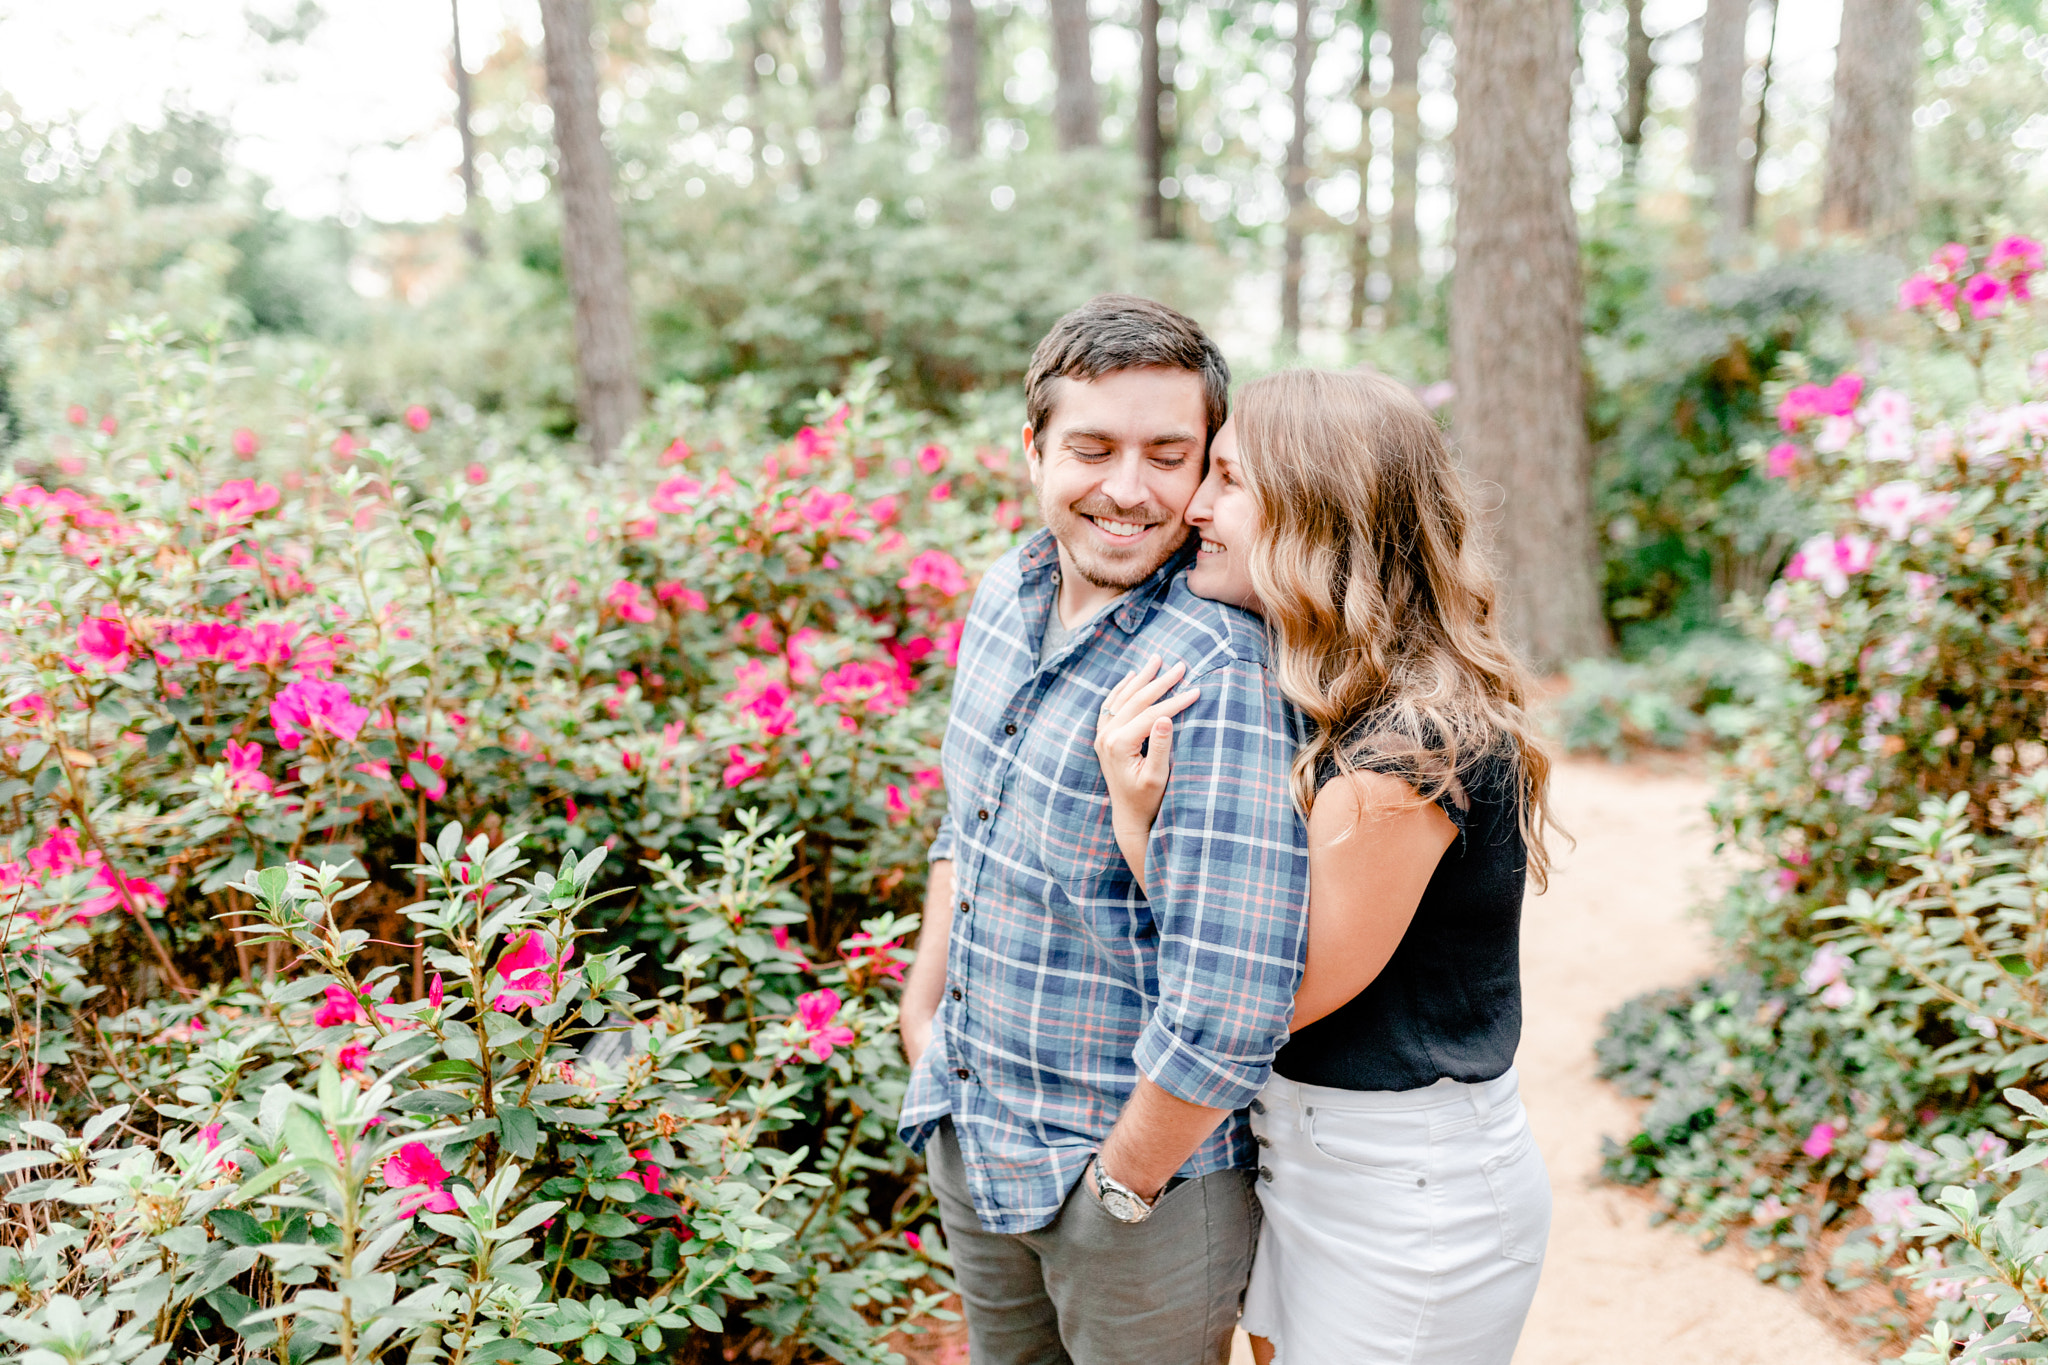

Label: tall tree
[450,0,484,259]
[946,0,981,156]
[1137,0,1173,237]
[1280,0,1316,351]
[538,0,641,460]
[1346,17,1372,335]
[1050,0,1101,150]
[1694,0,1750,253]
[1447,0,1606,667]
[1383,0,1422,327]
[1819,0,1918,245]
[1744,0,1782,229]
[878,0,900,119]
[1617,0,1652,169]
[818,0,848,127]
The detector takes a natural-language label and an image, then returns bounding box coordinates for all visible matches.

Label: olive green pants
[925,1120,1258,1365]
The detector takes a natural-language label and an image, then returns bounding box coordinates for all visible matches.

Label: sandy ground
[1226,758,1865,1365]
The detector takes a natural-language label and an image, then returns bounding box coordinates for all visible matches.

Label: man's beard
[1037,492,1191,590]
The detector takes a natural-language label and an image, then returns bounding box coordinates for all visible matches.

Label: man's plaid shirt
[899,529,1310,1234]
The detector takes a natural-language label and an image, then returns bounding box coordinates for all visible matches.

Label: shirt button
[1249,1099,1266,1115]
[1004,724,1017,735]
[949,987,963,1001]
[1259,1166,1274,1183]
[955,1067,971,1080]
[978,809,990,821]
[959,899,971,914]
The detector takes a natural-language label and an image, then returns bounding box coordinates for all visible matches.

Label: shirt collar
[1016,527,1196,639]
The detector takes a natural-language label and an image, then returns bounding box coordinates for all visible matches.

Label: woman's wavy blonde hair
[1231,367,1557,889]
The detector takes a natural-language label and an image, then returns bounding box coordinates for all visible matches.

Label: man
[897,295,1310,1365]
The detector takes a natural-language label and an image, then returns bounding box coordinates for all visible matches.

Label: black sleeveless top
[1272,742,1527,1093]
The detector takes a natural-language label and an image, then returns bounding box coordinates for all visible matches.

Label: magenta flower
[336,1042,370,1072]
[1801,1123,1838,1159]
[606,579,658,623]
[427,973,444,1008]
[1897,273,1943,310]
[1963,272,2008,320]
[650,475,702,514]
[224,740,273,793]
[490,931,574,1011]
[231,428,260,457]
[383,1141,458,1216]
[905,1230,924,1252]
[1931,242,1970,277]
[314,984,360,1029]
[898,550,969,597]
[917,443,948,475]
[1987,234,2044,276]
[191,479,281,524]
[404,404,432,433]
[655,581,708,611]
[792,989,856,1062]
[77,614,130,670]
[270,679,367,749]
[1764,443,1799,479]
[723,746,767,788]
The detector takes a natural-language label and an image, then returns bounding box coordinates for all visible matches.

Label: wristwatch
[1088,1157,1158,1224]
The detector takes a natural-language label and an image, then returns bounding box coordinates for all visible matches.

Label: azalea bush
[0,318,1036,1359]
[1595,232,2048,1357]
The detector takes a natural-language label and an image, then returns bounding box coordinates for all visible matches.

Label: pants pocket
[1480,1125,1551,1265]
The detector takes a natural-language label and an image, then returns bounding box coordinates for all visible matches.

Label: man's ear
[1021,423,1042,477]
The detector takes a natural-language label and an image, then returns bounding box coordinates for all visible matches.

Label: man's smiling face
[1024,366,1208,604]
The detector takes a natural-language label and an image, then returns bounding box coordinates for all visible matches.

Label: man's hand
[898,860,955,1067]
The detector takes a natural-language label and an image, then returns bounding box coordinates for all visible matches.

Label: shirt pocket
[1022,727,1128,890]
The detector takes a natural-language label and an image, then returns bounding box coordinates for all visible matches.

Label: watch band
[1089,1157,1158,1224]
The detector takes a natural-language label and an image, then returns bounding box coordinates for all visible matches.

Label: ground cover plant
[0,326,1033,1362]
[1594,231,2048,1359]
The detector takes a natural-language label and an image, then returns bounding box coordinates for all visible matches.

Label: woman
[1093,368,1556,1365]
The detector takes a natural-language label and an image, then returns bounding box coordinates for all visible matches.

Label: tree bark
[879,0,899,120]
[1347,23,1372,335]
[1383,0,1422,328]
[1280,0,1316,352]
[538,0,641,461]
[1618,0,1652,168]
[1447,0,1606,669]
[1694,0,1750,254]
[1819,0,1917,246]
[946,0,981,157]
[1050,0,1100,150]
[818,0,847,127]
[1138,0,1174,237]
[1744,0,1781,229]
[450,0,484,259]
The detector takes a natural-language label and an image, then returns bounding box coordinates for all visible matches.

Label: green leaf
[499,1107,540,1160]
[255,865,289,908]
[32,764,62,799]
[583,1212,636,1238]
[391,1090,472,1116]
[209,1208,267,1247]
[145,724,179,757]
[410,1058,482,1083]
[566,1257,610,1285]
[685,1304,722,1332]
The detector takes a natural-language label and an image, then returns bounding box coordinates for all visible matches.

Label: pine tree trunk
[1050,0,1100,150]
[1138,0,1174,237]
[818,0,847,127]
[946,0,981,157]
[1384,0,1422,328]
[1618,0,1652,168]
[1694,0,1749,253]
[1347,26,1372,335]
[1447,0,1606,669]
[538,0,641,461]
[1744,0,1781,228]
[1819,0,1917,246]
[1280,0,1315,352]
[451,0,484,259]
[879,0,899,120]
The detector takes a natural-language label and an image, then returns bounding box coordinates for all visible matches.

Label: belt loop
[1468,1081,1492,1123]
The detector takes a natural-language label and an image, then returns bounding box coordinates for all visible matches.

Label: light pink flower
[899,550,969,597]
[404,405,432,433]
[1898,273,1943,309]
[650,475,702,514]
[1931,242,1971,277]
[1753,1194,1789,1225]
[1765,443,1799,478]
[231,428,260,457]
[383,1141,458,1216]
[1988,235,2044,276]
[271,679,368,749]
[793,988,856,1062]
[917,444,948,475]
[656,581,708,611]
[606,580,657,624]
[1802,1123,1838,1159]
[1802,944,1851,994]
[191,479,281,524]
[1864,1186,1920,1228]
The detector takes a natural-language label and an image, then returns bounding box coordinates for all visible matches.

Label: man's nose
[1099,452,1150,510]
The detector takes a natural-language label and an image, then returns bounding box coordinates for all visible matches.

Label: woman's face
[1185,421,1265,613]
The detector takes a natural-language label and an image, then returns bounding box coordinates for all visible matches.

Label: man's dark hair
[1024,294,1231,443]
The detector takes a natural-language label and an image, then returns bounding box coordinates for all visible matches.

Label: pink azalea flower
[660,438,692,466]
[1865,1186,1920,1227]
[1987,234,2044,276]
[1801,944,1851,994]
[928,481,953,503]
[1802,1123,1838,1159]
[772,925,811,966]
[1964,272,2008,319]
[917,443,948,475]
[65,405,87,426]
[398,746,447,801]
[819,659,915,718]
[383,1141,458,1216]
[98,415,117,436]
[490,931,574,1011]
[77,614,130,670]
[867,494,901,526]
[332,432,358,457]
[792,988,856,1062]
[655,581,708,611]
[994,499,1025,531]
[606,579,658,624]
[905,1230,924,1251]
[723,746,767,788]
[404,405,432,433]
[77,863,163,918]
[465,462,488,485]
[1764,443,1799,478]
[427,973,444,1008]
[1821,373,1865,416]
[899,550,969,597]
[231,428,260,457]
[270,679,368,749]
[336,1042,370,1071]
[1753,1195,1789,1225]
[314,984,361,1028]
[1897,273,1943,309]
[843,934,906,983]
[650,475,702,514]
[224,740,273,792]
[886,784,911,824]
[1931,242,1971,277]
[191,480,281,524]
[941,620,966,668]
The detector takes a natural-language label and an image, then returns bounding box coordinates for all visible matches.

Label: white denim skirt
[1238,1068,1551,1365]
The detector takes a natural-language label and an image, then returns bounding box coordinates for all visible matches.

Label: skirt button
[1249,1099,1266,1115]
[1255,1134,1271,1148]
[1259,1166,1274,1183]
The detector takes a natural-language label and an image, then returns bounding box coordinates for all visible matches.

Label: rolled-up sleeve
[1132,658,1309,1110]
[928,817,957,865]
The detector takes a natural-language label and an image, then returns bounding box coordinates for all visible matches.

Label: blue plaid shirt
[900,529,1310,1234]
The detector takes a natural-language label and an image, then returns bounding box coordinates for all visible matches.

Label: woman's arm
[1093,656,1200,892]
[1291,769,1458,1030]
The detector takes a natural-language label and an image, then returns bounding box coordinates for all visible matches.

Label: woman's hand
[1093,655,1200,893]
